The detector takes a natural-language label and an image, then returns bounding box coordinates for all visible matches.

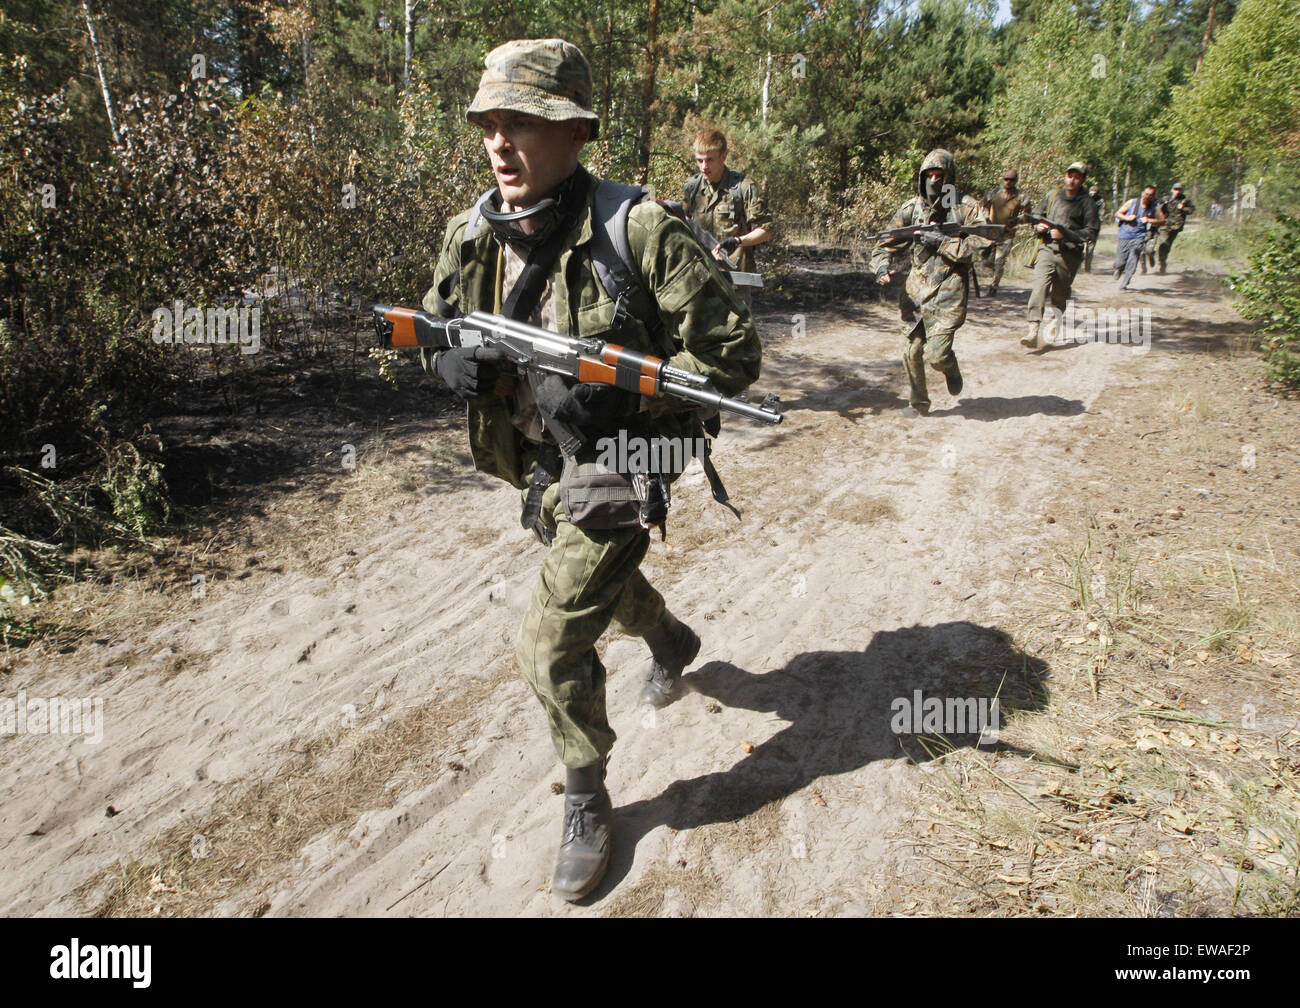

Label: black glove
[915,230,944,250]
[875,268,892,285]
[719,236,741,255]
[534,374,639,430]
[434,346,507,399]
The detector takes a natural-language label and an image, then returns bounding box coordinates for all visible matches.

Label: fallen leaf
[1164,807,1193,833]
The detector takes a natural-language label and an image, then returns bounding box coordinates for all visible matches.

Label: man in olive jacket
[1022,161,1102,349]
[420,38,761,902]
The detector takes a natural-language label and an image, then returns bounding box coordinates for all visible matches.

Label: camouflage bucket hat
[467,38,600,139]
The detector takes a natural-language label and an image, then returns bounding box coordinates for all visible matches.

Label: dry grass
[874,349,1300,917]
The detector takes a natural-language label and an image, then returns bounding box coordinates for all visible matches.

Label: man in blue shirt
[1113,185,1165,291]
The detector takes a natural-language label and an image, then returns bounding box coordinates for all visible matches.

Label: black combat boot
[552,761,612,901]
[638,614,701,708]
[945,363,963,397]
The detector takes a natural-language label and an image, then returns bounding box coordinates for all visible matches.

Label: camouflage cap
[1066,161,1088,177]
[467,39,600,139]
[1172,182,1184,190]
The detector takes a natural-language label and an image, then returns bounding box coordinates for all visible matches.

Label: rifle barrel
[662,380,783,424]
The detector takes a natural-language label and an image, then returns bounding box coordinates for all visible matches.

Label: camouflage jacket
[871,149,992,286]
[1161,193,1194,232]
[684,167,773,274]
[422,172,761,490]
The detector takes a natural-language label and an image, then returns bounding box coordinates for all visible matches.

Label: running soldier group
[409,35,1198,902]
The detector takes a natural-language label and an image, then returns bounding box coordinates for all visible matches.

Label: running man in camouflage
[870,149,992,416]
[1155,182,1194,274]
[420,38,761,902]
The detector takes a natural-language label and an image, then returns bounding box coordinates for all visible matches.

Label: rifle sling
[498,183,585,536]
[698,430,740,520]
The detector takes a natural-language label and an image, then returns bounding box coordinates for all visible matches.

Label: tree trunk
[81,0,119,145]
[404,0,413,90]
[839,146,849,209]
[636,0,660,184]
[236,3,265,96]
[1122,162,1131,205]
[1232,154,1241,222]
[1196,0,1218,74]
[761,53,770,126]
[602,12,613,128]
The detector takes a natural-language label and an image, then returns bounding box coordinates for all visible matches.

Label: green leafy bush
[1230,214,1300,389]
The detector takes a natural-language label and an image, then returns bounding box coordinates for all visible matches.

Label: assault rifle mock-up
[1013,213,1087,246]
[372,306,784,426]
[862,220,1007,245]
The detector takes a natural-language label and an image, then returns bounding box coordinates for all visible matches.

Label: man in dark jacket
[1022,161,1102,349]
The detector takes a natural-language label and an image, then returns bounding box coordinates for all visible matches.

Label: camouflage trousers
[516,476,667,768]
[1156,227,1182,269]
[899,267,968,411]
[1026,246,1082,323]
[1141,231,1160,270]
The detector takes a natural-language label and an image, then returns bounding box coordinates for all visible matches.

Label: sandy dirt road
[0,257,1246,916]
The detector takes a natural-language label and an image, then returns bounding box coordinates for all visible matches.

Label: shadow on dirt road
[593,620,1049,901]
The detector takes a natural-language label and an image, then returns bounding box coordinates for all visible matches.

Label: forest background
[2,0,1298,628]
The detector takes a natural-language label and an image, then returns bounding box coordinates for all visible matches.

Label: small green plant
[99,440,170,538]
[1230,214,1300,389]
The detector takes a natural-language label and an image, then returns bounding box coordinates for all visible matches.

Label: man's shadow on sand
[590,621,1050,900]
[927,394,1085,420]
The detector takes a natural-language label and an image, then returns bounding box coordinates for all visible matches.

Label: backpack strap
[465,187,496,240]
[589,179,675,358]
[684,174,703,213]
[433,188,498,316]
